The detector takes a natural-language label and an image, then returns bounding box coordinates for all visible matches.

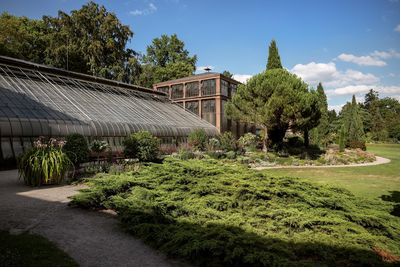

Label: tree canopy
[225,68,319,150]
[222,70,233,78]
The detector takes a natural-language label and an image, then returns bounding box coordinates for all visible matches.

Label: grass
[0,231,78,267]
[262,143,400,200]
[71,157,400,266]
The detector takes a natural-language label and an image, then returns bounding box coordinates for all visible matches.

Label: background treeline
[0,1,196,88]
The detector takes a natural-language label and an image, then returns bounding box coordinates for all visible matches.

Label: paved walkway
[0,170,187,267]
[253,156,391,170]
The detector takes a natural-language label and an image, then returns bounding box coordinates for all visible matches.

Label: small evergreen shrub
[123,131,160,162]
[63,133,89,166]
[225,150,237,159]
[347,140,367,151]
[206,138,220,151]
[188,129,208,151]
[18,137,72,186]
[219,131,237,152]
[238,133,258,152]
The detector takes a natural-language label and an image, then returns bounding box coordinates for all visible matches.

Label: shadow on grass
[115,209,398,266]
[381,191,400,217]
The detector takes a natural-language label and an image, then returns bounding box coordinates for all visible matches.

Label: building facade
[153,73,255,137]
[0,56,218,163]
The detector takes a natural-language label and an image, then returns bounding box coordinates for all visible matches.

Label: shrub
[206,138,220,151]
[219,131,237,152]
[347,140,366,151]
[18,137,73,186]
[225,150,236,159]
[123,131,160,162]
[188,129,208,151]
[176,148,196,160]
[71,158,400,266]
[287,135,304,147]
[238,133,258,151]
[90,140,109,161]
[63,133,89,166]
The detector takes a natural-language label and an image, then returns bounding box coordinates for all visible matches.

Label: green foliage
[207,137,220,151]
[18,137,72,186]
[123,131,160,162]
[226,68,317,149]
[139,34,197,87]
[72,158,400,266]
[218,131,237,152]
[0,2,136,81]
[238,132,258,151]
[339,125,346,152]
[188,129,208,151]
[63,133,89,165]
[266,39,283,70]
[0,231,78,267]
[222,70,233,78]
[310,83,330,147]
[90,140,109,154]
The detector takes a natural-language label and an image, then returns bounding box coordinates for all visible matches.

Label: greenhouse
[0,56,218,162]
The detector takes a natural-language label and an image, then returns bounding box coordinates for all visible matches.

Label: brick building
[153,72,255,137]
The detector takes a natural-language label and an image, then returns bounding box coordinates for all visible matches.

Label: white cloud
[337,53,387,66]
[130,3,157,16]
[326,69,379,87]
[291,62,336,85]
[370,49,400,59]
[326,85,400,96]
[233,74,252,84]
[291,62,379,88]
[395,24,400,32]
[328,104,344,113]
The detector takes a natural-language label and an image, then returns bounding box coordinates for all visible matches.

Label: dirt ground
[0,170,187,267]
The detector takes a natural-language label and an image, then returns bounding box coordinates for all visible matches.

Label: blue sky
[1,0,400,110]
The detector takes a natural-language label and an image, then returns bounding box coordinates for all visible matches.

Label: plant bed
[245,148,376,168]
[71,158,399,266]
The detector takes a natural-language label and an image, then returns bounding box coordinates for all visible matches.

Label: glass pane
[185,82,199,97]
[1,137,14,159]
[185,101,199,115]
[201,99,216,126]
[221,80,229,96]
[157,86,170,96]
[171,84,184,99]
[201,79,216,96]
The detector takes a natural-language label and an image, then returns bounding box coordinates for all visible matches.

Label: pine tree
[266,40,283,70]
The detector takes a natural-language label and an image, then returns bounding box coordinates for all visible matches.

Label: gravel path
[0,170,187,267]
[253,156,391,170]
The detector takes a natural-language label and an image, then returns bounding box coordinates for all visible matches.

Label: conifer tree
[266,40,283,70]
[347,95,365,144]
[310,83,329,146]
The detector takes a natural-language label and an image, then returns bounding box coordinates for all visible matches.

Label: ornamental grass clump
[18,137,73,186]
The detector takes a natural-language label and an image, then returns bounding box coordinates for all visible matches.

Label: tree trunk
[262,126,268,153]
[304,129,309,148]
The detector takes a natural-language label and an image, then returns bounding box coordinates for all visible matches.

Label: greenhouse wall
[0,56,218,163]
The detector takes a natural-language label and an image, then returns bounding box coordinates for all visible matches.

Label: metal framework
[0,56,218,161]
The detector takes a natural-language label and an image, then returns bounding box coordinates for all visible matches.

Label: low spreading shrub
[63,133,89,166]
[71,158,400,266]
[123,131,160,162]
[18,137,73,186]
[188,129,208,151]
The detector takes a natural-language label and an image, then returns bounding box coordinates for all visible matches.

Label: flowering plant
[18,137,73,186]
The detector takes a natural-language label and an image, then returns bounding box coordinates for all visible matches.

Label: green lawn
[262,144,400,200]
[0,231,78,267]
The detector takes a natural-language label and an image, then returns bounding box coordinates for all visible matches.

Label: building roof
[0,56,218,139]
[153,72,241,87]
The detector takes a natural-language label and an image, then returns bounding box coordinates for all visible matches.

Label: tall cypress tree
[266,40,283,70]
[347,95,365,143]
[310,83,330,146]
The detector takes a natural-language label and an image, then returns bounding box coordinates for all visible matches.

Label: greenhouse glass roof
[0,56,218,139]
